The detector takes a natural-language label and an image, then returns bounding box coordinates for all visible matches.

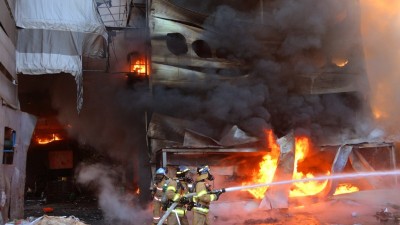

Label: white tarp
[15,0,107,76]
[15,0,107,35]
[15,0,108,112]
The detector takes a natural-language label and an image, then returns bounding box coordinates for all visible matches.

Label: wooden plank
[0,0,17,44]
[0,27,16,79]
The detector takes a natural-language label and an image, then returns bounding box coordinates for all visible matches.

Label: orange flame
[36,134,62,144]
[290,137,329,197]
[243,130,358,199]
[333,183,359,195]
[241,130,279,199]
[130,60,147,76]
[135,188,140,195]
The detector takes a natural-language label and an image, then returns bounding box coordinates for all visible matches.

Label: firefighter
[165,165,194,225]
[152,167,169,225]
[193,165,223,225]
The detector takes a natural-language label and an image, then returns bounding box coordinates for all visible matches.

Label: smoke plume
[50,72,153,206]
[76,163,151,224]
[360,1,400,138]
[160,0,375,143]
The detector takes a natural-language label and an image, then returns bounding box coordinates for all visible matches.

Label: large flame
[290,137,329,197]
[243,130,359,199]
[241,130,279,199]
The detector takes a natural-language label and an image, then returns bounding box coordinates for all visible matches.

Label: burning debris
[261,130,295,209]
[148,109,399,214]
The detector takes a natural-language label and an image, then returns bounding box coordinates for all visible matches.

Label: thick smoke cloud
[162,0,374,143]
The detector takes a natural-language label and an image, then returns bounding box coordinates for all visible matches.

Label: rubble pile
[5,216,88,225]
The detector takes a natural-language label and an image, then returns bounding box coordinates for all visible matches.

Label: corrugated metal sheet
[149,0,366,94]
[149,0,249,87]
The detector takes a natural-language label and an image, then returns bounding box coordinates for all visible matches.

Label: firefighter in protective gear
[152,167,169,225]
[165,165,193,225]
[193,165,223,225]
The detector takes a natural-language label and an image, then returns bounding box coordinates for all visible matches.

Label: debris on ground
[244,217,279,224]
[5,216,89,225]
[374,208,400,222]
[375,208,391,221]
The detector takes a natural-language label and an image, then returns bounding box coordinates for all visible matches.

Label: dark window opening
[3,127,15,165]
[192,40,212,58]
[166,33,188,55]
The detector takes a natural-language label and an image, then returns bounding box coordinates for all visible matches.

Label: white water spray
[224,170,400,192]
[158,170,400,225]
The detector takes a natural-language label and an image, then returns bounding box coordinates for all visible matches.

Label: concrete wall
[0,1,37,222]
[0,0,18,109]
[0,106,36,220]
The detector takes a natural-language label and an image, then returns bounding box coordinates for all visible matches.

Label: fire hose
[157,169,400,225]
[157,193,197,225]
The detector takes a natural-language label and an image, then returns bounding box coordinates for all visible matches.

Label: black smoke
[155,0,374,142]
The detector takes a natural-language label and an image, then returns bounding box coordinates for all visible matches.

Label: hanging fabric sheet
[15,0,108,112]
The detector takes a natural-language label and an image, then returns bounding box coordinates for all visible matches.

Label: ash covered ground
[24,196,107,225]
[24,188,400,225]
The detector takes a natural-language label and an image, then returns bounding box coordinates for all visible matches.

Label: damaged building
[0,0,399,224]
[146,0,398,210]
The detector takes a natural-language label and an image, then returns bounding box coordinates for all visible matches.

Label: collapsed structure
[145,0,397,209]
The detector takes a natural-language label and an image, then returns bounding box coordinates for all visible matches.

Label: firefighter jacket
[166,178,190,217]
[193,180,217,214]
[153,177,168,202]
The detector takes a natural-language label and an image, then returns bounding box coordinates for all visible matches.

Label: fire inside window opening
[127,51,149,77]
[35,133,62,145]
[130,59,147,75]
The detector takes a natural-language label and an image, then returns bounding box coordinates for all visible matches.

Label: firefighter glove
[179,196,190,204]
[214,190,224,201]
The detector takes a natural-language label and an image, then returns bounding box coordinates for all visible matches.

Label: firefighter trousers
[167,210,189,225]
[193,211,210,225]
[153,200,163,224]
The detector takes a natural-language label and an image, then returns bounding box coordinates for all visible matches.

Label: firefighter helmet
[176,165,190,179]
[197,165,210,175]
[156,167,168,176]
[197,165,214,181]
